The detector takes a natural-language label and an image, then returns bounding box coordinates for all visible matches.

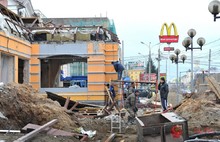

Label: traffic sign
[164,47,174,51]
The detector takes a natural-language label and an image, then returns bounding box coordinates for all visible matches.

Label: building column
[0,52,1,82]
[14,56,18,83]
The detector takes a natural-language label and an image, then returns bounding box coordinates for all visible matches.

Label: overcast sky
[32,0,220,80]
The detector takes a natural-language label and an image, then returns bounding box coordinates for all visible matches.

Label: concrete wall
[35,41,119,101]
[0,32,31,84]
[1,53,14,83]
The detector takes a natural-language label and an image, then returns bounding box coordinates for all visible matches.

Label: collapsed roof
[0,2,120,43]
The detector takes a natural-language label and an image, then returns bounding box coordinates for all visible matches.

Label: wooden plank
[22,123,88,141]
[105,86,114,103]
[13,119,58,142]
[46,91,102,109]
[69,102,79,111]
[210,76,220,99]
[104,133,117,142]
[206,77,217,96]
[105,87,120,113]
[63,97,70,109]
[0,130,20,133]
[205,77,220,100]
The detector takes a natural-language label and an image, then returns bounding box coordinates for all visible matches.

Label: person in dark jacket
[106,83,116,104]
[111,61,125,80]
[125,89,139,124]
[158,77,169,112]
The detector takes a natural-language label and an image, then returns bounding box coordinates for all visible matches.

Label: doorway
[18,59,25,84]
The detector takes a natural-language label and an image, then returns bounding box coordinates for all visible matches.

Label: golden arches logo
[159,23,179,43]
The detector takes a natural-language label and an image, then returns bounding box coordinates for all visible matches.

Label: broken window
[40,55,87,88]
[1,54,14,83]
[61,62,87,88]
[18,58,29,84]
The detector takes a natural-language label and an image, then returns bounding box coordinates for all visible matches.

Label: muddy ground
[3,82,218,142]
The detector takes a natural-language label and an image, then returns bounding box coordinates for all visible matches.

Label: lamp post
[208,0,220,21]
[141,42,151,82]
[169,49,187,104]
[182,29,205,93]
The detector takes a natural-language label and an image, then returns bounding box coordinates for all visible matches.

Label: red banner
[140,73,157,82]
[159,35,179,43]
[164,47,174,51]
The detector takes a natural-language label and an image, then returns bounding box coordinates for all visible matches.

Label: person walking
[158,77,169,112]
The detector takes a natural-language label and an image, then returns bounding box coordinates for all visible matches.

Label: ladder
[111,112,122,133]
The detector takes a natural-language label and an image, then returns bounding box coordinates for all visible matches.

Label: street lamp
[169,49,187,103]
[208,0,220,21]
[141,42,151,82]
[182,29,205,93]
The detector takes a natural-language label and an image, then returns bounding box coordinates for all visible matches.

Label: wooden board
[14,119,58,142]
[205,76,220,100]
[46,91,102,110]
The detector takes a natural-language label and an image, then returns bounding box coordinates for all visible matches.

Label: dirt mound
[175,98,220,134]
[0,83,79,130]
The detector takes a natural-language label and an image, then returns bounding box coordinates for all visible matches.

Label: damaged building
[0,0,121,104]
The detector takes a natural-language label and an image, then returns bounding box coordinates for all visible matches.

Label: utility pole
[140,42,151,82]
[190,38,194,92]
[176,60,179,103]
[208,49,211,76]
[157,48,161,85]
[148,42,151,82]
[122,40,124,66]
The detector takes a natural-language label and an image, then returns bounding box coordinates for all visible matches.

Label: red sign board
[164,47,174,51]
[159,35,179,43]
[160,73,166,79]
[140,73,157,82]
[140,73,167,82]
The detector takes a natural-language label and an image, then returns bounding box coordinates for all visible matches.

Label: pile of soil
[0,83,79,130]
[175,92,220,134]
[79,117,137,141]
[79,118,111,141]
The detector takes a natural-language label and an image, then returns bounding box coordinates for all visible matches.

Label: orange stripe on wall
[30,66,40,73]
[31,44,40,54]
[30,75,40,82]
[30,58,40,64]
[31,84,40,90]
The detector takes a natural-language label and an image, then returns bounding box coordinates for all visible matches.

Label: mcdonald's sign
[159,23,179,43]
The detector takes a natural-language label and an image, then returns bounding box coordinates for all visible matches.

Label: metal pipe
[208,49,211,76]
[158,47,161,85]
[176,61,179,103]
[191,38,194,93]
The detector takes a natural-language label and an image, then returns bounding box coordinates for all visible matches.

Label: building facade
[0,1,121,103]
[127,69,145,81]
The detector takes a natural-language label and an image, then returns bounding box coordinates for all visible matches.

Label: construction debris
[76,127,96,138]
[0,83,79,130]
[22,123,88,141]
[13,119,58,142]
[104,133,116,142]
[205,76,220,101]
[175,77,220,135]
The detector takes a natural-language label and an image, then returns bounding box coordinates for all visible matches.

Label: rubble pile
[175,91,220,134]
[0,83,79,130]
